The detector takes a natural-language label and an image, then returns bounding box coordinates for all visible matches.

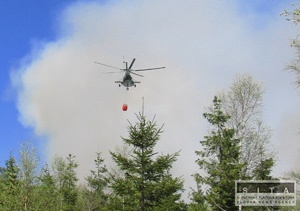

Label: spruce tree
[1,154,21,210]
[84,152,109,210]
[52,154,79,211]
[62,154,79,211]
[110,113,186,210]
[194,96,244,210]
[35,164,60,210]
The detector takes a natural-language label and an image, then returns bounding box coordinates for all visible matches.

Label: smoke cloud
[12,0,300,198]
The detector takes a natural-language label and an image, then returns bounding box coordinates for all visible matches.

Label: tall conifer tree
[1,154,21,210]
[84,152,109,210]
[52,154,79,211]
[110,113,186,210]
[194,97,244,210]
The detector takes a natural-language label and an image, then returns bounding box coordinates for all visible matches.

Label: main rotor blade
[102,71,123,74]
[128,58,136,69]
[134,67,166,71]
[94,62,121,70]
[131,72,144,77]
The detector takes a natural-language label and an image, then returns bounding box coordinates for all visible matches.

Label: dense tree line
[0,114,187,211]
[1,74,297,210]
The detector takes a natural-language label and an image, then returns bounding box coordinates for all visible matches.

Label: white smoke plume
[12,0,300,199]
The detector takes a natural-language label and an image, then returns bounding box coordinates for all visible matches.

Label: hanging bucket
[122,104,128,111]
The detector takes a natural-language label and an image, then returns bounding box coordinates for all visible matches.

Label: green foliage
[86,152,108,193]
[0,145,45,211]
[34,164,60,210]
[253,158,274,180]
[0,168,5,209]
[0,153,21,210]
[83,152,109,210]
[193,96,244,211]
[110,113,186,210]
[189,181,210,211]
[18,141,39,211]
[52,154,79,211]
[281,1,300,24]
[61,154,79,211]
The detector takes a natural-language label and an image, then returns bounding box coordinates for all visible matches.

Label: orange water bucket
[122,104,128,111]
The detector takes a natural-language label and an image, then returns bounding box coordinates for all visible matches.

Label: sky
[1,0,300,199]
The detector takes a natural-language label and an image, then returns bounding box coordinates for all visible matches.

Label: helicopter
[95,58,165,90]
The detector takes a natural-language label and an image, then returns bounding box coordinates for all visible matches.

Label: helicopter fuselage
[115,69,138,90]
[121,72,135,88]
